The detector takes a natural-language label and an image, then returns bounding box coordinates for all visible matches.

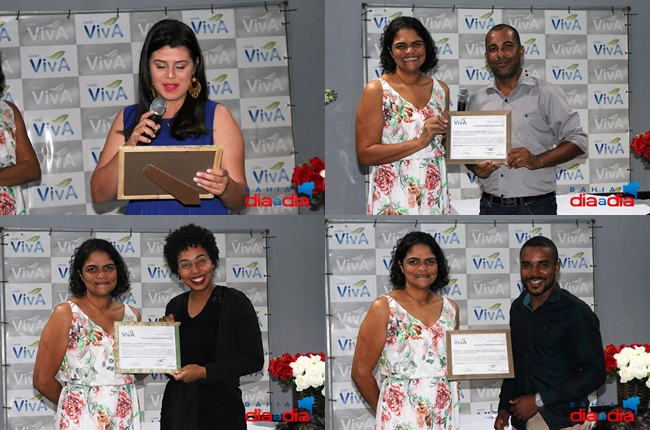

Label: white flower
[290,354,325,392]
[614,346,650,383]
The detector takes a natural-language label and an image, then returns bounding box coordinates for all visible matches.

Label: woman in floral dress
[352,232,460,429]
[0,58,41,214]
[33,239,142,430]
[356,17,450,215]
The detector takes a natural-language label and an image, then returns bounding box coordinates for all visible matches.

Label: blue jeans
[479,192,557,215]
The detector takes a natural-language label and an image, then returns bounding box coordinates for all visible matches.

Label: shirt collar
[523,283,561,310]
[487,68,535,94]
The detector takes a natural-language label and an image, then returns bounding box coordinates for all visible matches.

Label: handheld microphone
[457,88,469,112]
[138,96,166,145]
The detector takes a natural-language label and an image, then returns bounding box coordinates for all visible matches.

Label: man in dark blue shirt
[494,236,606,430]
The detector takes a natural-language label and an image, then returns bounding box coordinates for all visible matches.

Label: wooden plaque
[117,145,223,200]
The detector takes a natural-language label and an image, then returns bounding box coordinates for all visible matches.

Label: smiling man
[494,236,606,430]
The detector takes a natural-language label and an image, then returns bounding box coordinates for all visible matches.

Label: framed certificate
[117,145,223,200]
[114,322,181,374]
[446,329,514,380]
[446,111,511,164]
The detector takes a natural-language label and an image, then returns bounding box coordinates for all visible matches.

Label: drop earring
[150,83,157,99]
[189,75,201,99]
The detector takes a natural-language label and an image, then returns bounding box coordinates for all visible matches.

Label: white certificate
[446,329,514,380]
[446,110,511,164]
[114,322,181,374]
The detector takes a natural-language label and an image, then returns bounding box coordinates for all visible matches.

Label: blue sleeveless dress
[122,100,228,215]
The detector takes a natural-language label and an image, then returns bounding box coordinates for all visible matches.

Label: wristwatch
[534,392,544,408]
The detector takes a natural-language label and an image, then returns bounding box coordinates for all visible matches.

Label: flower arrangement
[603,343,650,387]
[631,131,650,166]
[291,157,325,204]
[268,352,326,393]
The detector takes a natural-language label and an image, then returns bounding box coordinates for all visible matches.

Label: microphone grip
[457,101,467,112]
[137,113,163,146]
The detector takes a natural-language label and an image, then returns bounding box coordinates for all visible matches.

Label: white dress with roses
[367,78,450,215]
[376,295,459,430]
[55,301,141,430]
[0,100,27,215]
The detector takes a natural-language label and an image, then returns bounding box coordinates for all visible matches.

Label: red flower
[374,165,397,195]
[291,157,326,198]
[435,381,452,411]
[62,391,85,424]
[631,132,650,162]
[383,384,405,413]
[425,163,441,191]
[115,390,132,419]
[0,191,15,215]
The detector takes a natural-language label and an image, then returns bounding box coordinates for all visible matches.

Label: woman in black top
[159,224,263,430]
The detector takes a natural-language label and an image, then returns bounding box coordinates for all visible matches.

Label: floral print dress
[376,296,460,430]
[367,78,450,215]
[0,100,27,215]
[56,301,141,430]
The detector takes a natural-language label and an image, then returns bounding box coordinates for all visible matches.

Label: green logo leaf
[265,101,280,110]
[106,80,123,89]
[102,17,119,26]
[566,14,578,20]
[0,22,5,29]
[572,252,585,259]
[26,235,41,242]
[567,163,581,171]
[31,394,44,401]
[607,88,620,95]
[353,280,366,287]
[269,162,284,170]
[261,42,277,50]
[480,12,494,20]
[487,252,500,259]
[213,74,228,83]
[488,303,502,310]
[29,341,40,348]
[56,178,73,187]
[436,38,449,44]
[209,14,224,22]
[530,227,542,234]
[351,228,365,234]
[49,51,65,60]
[443,227,456,234]
[448,278,457,285]
[28,288,42,295]
[523,38,536,45]
[609,137,621,144]
[608,39,620,46]
[118,235,131,243]
[614,186,622,192]
[389,12,403,19]
[246,262,259,268]
[52,114,69,123]
[567,64,579,71]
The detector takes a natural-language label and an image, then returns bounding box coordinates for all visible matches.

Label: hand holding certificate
[446,329,514,380]
[114,322,181,374]
[446,111,512,164]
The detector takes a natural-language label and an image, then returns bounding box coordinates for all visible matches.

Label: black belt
[482,191,555,207]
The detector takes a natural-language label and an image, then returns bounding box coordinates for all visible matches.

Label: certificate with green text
[114,322,181,374]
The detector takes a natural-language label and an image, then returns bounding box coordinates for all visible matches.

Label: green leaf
[609,137,621,144]
[436,38,449,44]
[480,12,494,20]
[488,303,501,310]
[389,12,403,19]
[56,178,73,187]
[523,38,536,45]
[567,163,581,171]
[52,114,69,123]
[269,162,284,170]
[614,186,622,192]
[261,42,277,50]
[103,17,119,26]
[209,14,224,22]
[118,235,131,243]
[26,235,41,242]
[572,252,585,259]
[49,51,66,60]
[31,394,44,401]
[246,262,259,268]
[28,288,43,294]
[566,14,578,20]
[353,279,366,287]
[213,74,228,83]
[29,341,40,348]
[608,39,620,46]
[607,88,620,95]
[443,226,456,234]
[448,278,457,285]
[0,22,5,29]
[487,252,500,259]
[106,80,123,89]
[351,228,365,234]
[530,227,542,234]
[567,64,579,70]
[265,101,280,110]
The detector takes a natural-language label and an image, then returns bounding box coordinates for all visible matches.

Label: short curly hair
[388,231,450,292]
[68,238,131,298]
[163,224,220,275]
[379,16,438,75]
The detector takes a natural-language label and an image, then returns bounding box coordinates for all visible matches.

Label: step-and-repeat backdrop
[326,220,596,429]
[1,229,270,429]
[363,6,630,201]
[0,3,297,215]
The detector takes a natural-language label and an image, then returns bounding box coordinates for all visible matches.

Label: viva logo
[435,38,453,55]
[552,64,583,81]
[203,45,232,66]
[83,17,125,40]
[595,137,625,155]
[551,40,582,56]
[147,287,177,306]
[472,252,505,270]
[11,262,46,280]
[252,161,290,185]
[453,118,468,126]
[108,235,136,253]
[453,338,468,345]
[244,41,283,64]
[12,315,46,335]
[339,390,365,406]
[13,393,49,414]
[594,88,624,106]
[248,101,286,124]
[514,227,544,244]
[522,38,541,56]
[247,72,284,93]
[28,19,69,42]
[32,83,74,106]
[419,14,453,32]
[115,288,137,305]
[32,114,75,138]
[465,64,493,82]
[191,14,230,35]
[337,280,371,299]
[556,163,585,181]
[12,288,47,307]
[473,303,506,321]
[440,278,462,296]
[13,341,39,360]
[30,50,71,74]
[594,114,625,131]
[560,252,589,269]
[37,178,79,202]
[242,12,280,33]
[550,14,582,31]
[594,64,625,81]
[86,48,126,71]
[122,330,136,338]
[0,21,11,42]
[89,79,129,103]
[465,12,496,30]
[372,12,402,31]
[593,39,624,56]
[11,235,45,254]
[508,15,541,31]
[232,262,263,279]
[560,277,590,294]
[334,228,370,246]
[209,74,234,96]
[250,132,289,154]
[431,226,461,245]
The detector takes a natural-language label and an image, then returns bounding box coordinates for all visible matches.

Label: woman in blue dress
[90,19,247,215]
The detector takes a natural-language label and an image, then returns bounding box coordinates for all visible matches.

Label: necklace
[403,288,431,305]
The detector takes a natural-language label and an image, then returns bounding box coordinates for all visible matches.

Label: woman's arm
[355,79,443,167]
[194,104,248,212]
[33,303,72,404]
[0,102,41,186]
[351,296,390,413]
